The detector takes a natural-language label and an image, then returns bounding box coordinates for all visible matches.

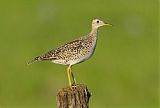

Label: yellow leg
[70,67,76,84]
[67,65,77,87]
[67,65,72,87]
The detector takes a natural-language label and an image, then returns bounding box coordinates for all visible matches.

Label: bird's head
[92,19,112,29]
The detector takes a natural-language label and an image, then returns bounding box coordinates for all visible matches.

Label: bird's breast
[66,37,97,65]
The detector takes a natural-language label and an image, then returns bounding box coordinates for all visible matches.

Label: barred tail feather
[27,56,42,65]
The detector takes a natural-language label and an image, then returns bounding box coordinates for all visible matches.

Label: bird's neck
[89,27,98,38]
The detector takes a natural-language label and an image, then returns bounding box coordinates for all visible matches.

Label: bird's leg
[67,65,72,87]
[69,66,76,84]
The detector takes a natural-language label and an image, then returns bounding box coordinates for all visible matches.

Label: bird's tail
[27,56,42,65]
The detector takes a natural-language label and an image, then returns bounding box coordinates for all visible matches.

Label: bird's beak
[104,23,113,27]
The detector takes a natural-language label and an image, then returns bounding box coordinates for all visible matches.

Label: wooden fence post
[56,84,91,108]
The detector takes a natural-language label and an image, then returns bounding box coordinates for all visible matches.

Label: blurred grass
[0,0,158,107]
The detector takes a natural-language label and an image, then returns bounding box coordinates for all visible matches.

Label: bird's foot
[69,83,77,90]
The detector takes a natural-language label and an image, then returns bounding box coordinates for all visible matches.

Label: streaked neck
[89,27,98,37]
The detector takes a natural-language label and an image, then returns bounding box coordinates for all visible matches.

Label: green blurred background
[0,0,158,107]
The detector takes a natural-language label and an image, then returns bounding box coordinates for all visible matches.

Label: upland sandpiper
[28,19,112,87]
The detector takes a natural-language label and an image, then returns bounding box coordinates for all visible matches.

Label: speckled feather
[34,33,97,65]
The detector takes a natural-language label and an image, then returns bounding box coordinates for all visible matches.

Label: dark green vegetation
[0,0,158,107]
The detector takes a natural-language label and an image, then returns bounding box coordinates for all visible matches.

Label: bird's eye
[96,20,99,23]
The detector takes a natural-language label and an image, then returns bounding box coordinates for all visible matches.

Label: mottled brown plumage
[28,19,112,87]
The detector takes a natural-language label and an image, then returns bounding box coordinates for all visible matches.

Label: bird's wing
[28,35,87,65]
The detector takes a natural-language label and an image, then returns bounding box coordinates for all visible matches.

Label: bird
[28,19,112,87]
